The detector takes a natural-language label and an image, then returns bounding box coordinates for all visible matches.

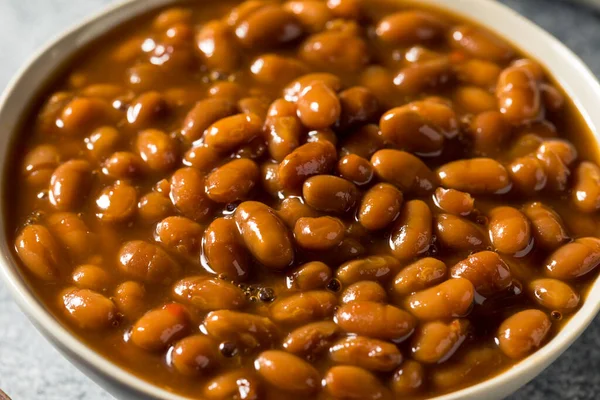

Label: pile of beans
[10,0,600,398]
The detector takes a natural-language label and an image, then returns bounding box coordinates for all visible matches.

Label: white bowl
[1,0,600,399]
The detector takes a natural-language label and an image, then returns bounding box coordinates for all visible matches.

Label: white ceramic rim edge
[0,1,599,399]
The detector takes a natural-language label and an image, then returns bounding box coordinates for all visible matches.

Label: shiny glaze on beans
[7,1,600,399]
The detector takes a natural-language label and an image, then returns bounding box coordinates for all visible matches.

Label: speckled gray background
[0,0,599,399]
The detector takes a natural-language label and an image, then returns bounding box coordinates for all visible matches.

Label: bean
[260,161,282,197]
[435,214,486,252]
[430,346,503,390]
[49,160,92,211]
[172,276,246,311]
[61,288,116,330]
[181,98,237,143]
[392,257,447,297]
[572,161,600,213]
[235,5,303,49]
[136,129,178,172]
[371,150,436,195]
[23,144,60,187]
[359,66,396,108]
[326,0,361,18]
[411,319,469,363]
[537,140,578,166]
[117,240,181,284]
[286,261,332,291]
[279,141,337,189]
[296,81,341,129]
[46,212,95,261]
[341,124,384,159]
[130,303,190,351]
[449,25,514,62]
[302,175,358,213]
[522,202,569,250]
[283,321,340,357]
[205,158,260,203]
[155,216,203,258]
[528,278,580,312]
[341,281,387,304]
[255,350,320,394]
[389,200,432,261]
[488,206,532,255]
[72,264,111,292]
[496,66,541,124]
[114,281,146,320]
[393,58,451,95]
[170,335,220,376]
[203,217,250,281]
[95,182,137,223]
[250,54,308,86]
[376,11,447,45]
[405,278,474,320]
[337,154,373,186]
[336,256,401,285]
[277,197,319,228]
[196,20,240,73]
[337,86,379,130]
[330,336,402,372]
[170,167,215,222]
[84,127,119,161]
[391,360,425,395]
[153,7,191,29]
[535,146,570,192]
[357,184,403,231]
[436,158,511,194]
[545,237,600,279]
[335,301,415,341]
[507,155,547,195]
[300,30,369,72]
[284,72,343,103]
[270,290,337,325]
[450,251,512,296]
[294,216,345,250]
[203,369,261,400]
[102,151,143,179]
[234,201,294,269]
[126,91,167,129]
[454,86,497,114]
[283,1,332,33]
[15,225,63,281]
[497,309,551,359]
[265,116,302,162]
[468,111,511,157]
[204,310,278,349]
[203,113,263,154]
[138,192,174,224]
[541,83,565,112]
[455,59,501,89]
[238,97,269,122]
[433,188,474,216]
[324,365,391,400]
[58,97,116,136]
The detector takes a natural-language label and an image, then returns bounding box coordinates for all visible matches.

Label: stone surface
[0,1,599,399]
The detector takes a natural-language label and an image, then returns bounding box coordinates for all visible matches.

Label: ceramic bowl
[1,0,600,399]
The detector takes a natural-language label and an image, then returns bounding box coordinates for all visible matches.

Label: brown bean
[336,154,373,186]
[454,86,496,114]
[114,281,146,320]
[22,144,60,187]
[270,290,337,325]
[126,63,165,91]
[468,111,511,157]
[451,251,512,296]
[260,161,282,197]
[337,86,379,129]
[330,336,402,371]
[61,288,116,330]
[283,1,332,32]
[102,151,143,179]
[296,81,341,129]
[138,192,174,224]
[528,278,580,312]
[435,214,486,252]
[235,201,294,269]
[283,321,340,357]
[376,11,447,45]
[265,116,302,162]
[497,309,551,359]
[15,225,64,281]
[433,188,474,216]
[135,129,178,172]
[300,30,369,72]
[182,145,220,173]
[488,206,532,255]
[455,59,501,89]
[522,202,569,250]
[72,264,111,292]
[58,97,116,136]
[324,365,390,400]
[46,212,95,261]
[537,140,578,166]
[153,7,192,29]
[535,146,570,192]
[181,98,237,143]
[238,97,270,122]
[49,160,92,211]
[204,310,278,349]
[436,158,511,194]
[302,175,358,213]
[356,183,403,231]
[205,158,260,203]
[95,182,137,223]
[286,261,332,291]
[341,124,384,159]
[391,360,425,395]
[155,216,203,258]
[170,167,215,222]
[335,301,415,341]
[326,0,361,19]
[371,150,436,195]
[130,303,190,351]
[572,161,600,213]
[117,240,181,284]
[294,216,344,250]
[276,198,317,228]
[496,66,541,125]
[235,4,303,48]
[405,278,474,320]
[341,281,387,304]
[170,335,220,376]
[392,257,447,297]
[279,141,337,188]
[283,73,343,103]
[255,350,319,394]
[393,58,451,95]
[126,91,167,129]
[336,256,401,285]
[196,20,240,73]
[449,25,514,62]
[250,54,308,85]
[203,217,250,281]
[84,127,120,161]
[507,155,547,195]
[203,369,262,400]
[541,83,565,112]
[172,276,246,310]
[203,113,263,154]
[411,319,469,363]
[359,66,396,108]
[430,346,503,390]
[545,237,600,279]
[389,200,432,261]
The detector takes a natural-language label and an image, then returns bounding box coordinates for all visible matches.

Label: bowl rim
[1,0,600,399]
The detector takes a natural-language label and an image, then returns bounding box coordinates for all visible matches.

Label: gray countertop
[1,0,599,399]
